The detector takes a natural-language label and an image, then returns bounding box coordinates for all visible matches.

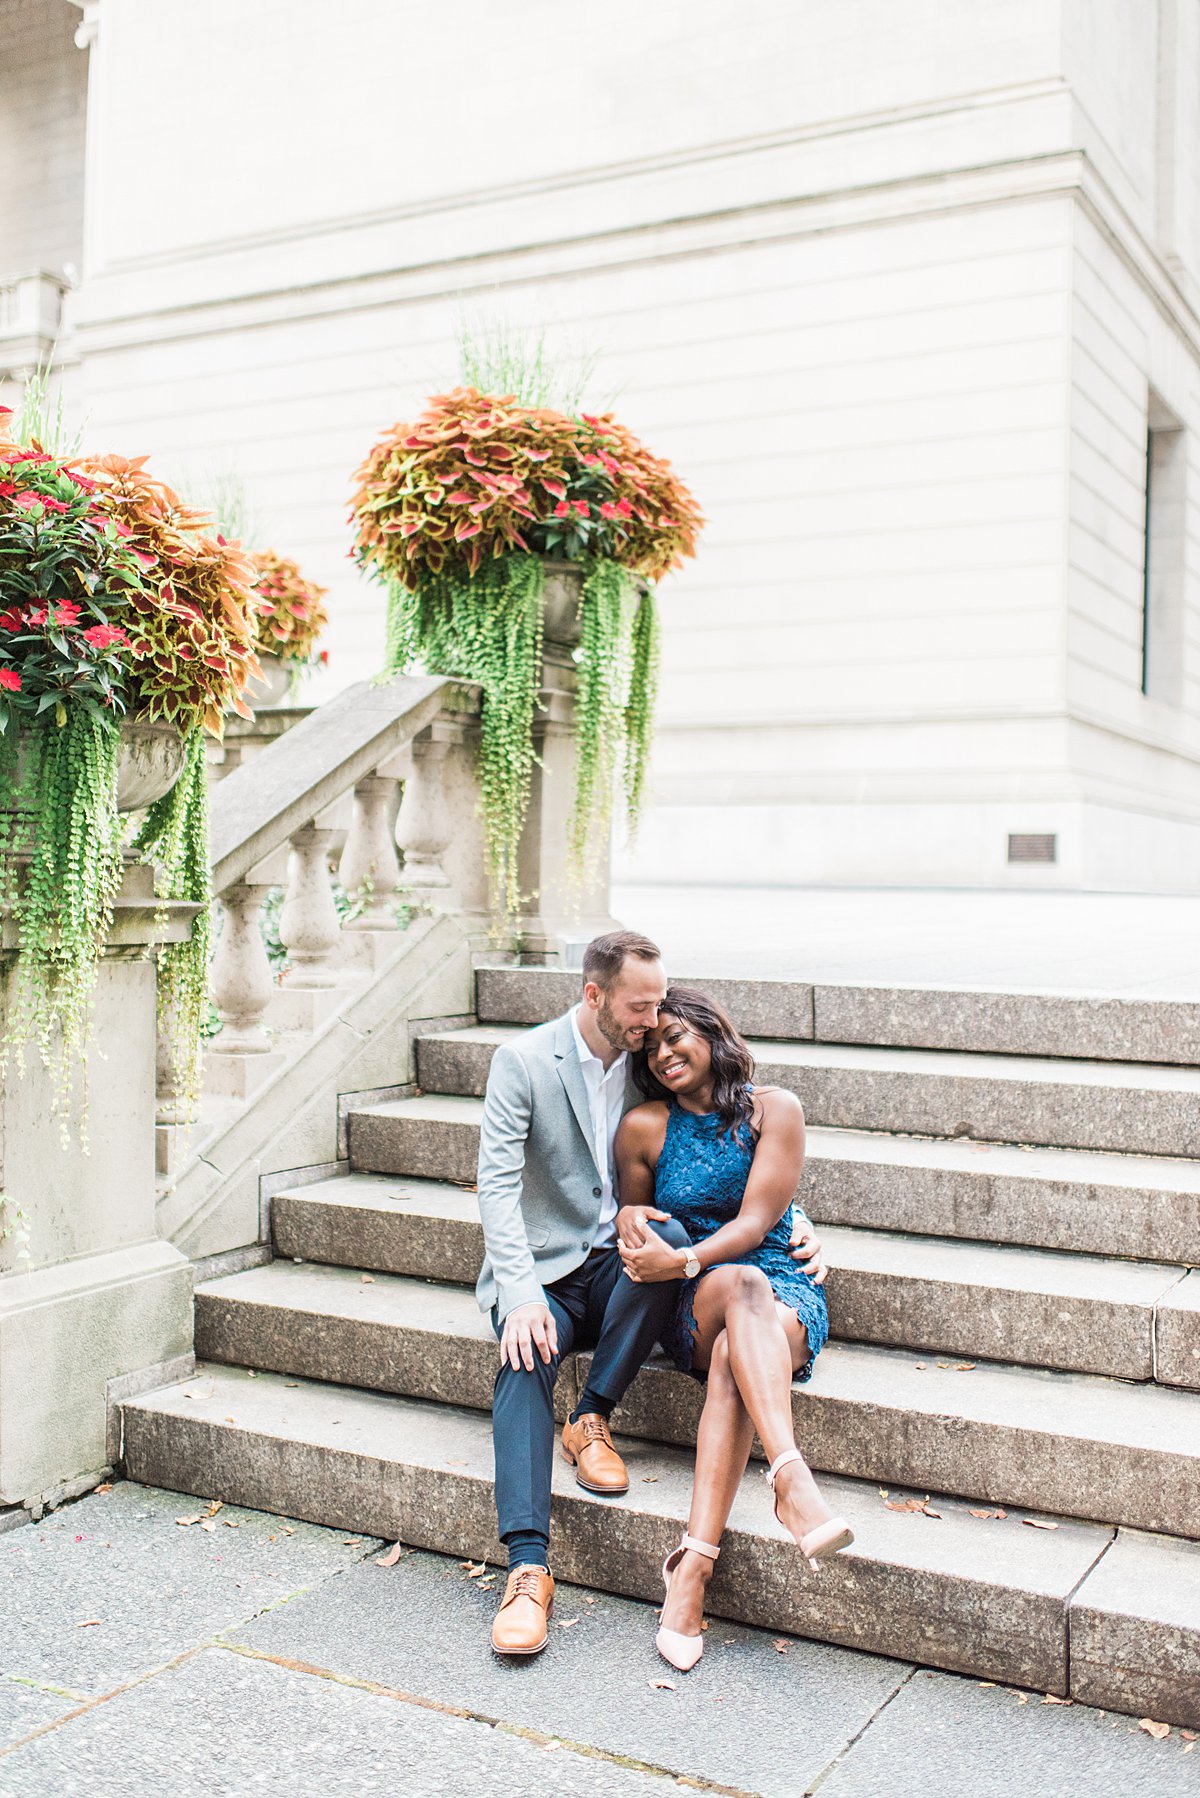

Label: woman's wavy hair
[633,985,756,1137]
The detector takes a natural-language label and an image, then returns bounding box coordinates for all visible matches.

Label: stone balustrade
[172,674,484,1146]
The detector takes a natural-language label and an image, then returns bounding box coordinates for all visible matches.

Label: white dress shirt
[571,1007,628,1249]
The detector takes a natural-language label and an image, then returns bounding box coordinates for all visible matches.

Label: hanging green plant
[0,409,260,1132]
[351,385,701,921]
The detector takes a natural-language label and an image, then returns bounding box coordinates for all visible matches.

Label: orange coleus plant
[349,387,702,589]
[81,455,260,736]
[249,549,330,665]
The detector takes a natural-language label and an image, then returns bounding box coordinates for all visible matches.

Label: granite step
[118,1365,1200,1724]
[415,1026,1200,1158]
[347,1096,1200,1264]
[474,965,1200,1066]
[268,1173,1189,1382]
[191,1262,1200,1535]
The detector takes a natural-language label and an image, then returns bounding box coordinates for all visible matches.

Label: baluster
[395,722,461,910]
[210,877,279,1052]
[338,764,402,928]
[279,821,343,986]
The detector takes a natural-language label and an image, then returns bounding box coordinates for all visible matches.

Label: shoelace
[503,1568,547,1606]
[576,1415,612,1446]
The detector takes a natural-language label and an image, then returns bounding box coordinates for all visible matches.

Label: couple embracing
[477,930,852,1670]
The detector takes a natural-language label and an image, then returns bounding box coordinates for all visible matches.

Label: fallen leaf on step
[1184,1742,1196,1755]
[224,1416,236,1424]
[445,1459,468,1467]
[176,1515,205,1527]
[969,1508,1005,1521]
[914,1363,927,1371]
[878,1488,889,1498]
[95,1483,113,1495]
[1042,1695,1072,1705]
[223,1519,240,1529]
[246,1370,256,1378]
[556,1618,578,1629]
[955,1363,976,1372]
[360,1275,375,1284]
[1015,1693,1029,1705]
[375,1542,405,1567]
[885,1501,910,1512]
[642,1476,658,1483]
[282,1526,295,1535]
[1139,1719,1171,1740]
[1182,1731,1198,1742]
[75,1619,102,1628]
[583,1595,596,1605]
[342,1538,364,1548]
[936,1362,950,1370]
[771,1639,790,1654]
[922,1507,942,1519]
[1022,1518,1058,1530]
[648,1679,677,1691]
[200,1520,216,1534]
[463,1562,489,1578]
[978,1682,996,1689]
[206,1502,223,1515]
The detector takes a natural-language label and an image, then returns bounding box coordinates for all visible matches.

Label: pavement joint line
[216,1640,759,1795]
[0,1643,207,1763]
[1061,1524,1121,1697]
[802,1662,921,1796]
[0,1675,90,1704]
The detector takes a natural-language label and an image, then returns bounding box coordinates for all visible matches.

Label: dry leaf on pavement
[556,1619,579,1629]
[955,1363,976,1372]
[1182,1731,1198,1742]
[375,1542,405,1567]
[1042,1695,1072,1705]
[361,1275,375,1284]
[95,1483,113,1494]
[1022,1518,1059,1530]
[771,1639,790,1653]
[1139,1719,1171,1740]
[74,1620,101,1628]
[648,1679,677,1691]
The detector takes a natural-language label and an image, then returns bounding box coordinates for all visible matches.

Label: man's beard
[596,996,639,1054]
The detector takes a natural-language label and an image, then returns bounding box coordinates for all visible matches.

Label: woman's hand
[615,1204,672,1249]
[619,1225,686,1283]
[789,1216,827,1284]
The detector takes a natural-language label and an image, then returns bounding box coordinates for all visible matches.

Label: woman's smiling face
[645,1011,712,1097]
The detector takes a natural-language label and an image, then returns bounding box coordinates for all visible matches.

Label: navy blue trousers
[491,1217,690,1543]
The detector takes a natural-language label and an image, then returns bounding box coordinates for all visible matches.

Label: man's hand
[619,1225,685,1284]
[789,1217,827,1284]
[615,1204,672,1249]
[499,1301,558,1371]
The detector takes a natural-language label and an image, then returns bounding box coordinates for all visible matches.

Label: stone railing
[156,673,485,1155]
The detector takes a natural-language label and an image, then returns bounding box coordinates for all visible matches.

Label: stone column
[279,823,344,987]
[0,864,193,1512]
[396,721,464,910]
[339,771,402,928]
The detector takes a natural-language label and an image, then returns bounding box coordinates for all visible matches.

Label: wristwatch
[681,1250,701,1280]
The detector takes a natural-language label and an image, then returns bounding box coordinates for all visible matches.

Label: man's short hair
[582,929,662,992]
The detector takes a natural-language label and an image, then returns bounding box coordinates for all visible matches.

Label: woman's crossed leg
[660,1263,837,1639]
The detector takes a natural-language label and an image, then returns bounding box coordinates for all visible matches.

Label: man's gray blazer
[476,1009,639,1322]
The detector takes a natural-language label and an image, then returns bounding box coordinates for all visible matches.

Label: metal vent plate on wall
[1007,833,1057,864]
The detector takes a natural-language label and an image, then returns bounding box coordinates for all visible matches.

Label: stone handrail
[156,670,484,1145]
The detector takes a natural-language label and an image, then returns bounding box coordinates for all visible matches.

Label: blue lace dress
[653,1097,828,1382]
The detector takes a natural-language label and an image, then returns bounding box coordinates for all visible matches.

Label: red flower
[39,497,70,515]
[599,502,620,521]
[0,668,21,692]
[573,501,590,519]
[319,649,329,664]
[56,601,82,626]
[0,608,23,632]
[82,623,129,651]
[553,500,571,518]
[0,482,15,498]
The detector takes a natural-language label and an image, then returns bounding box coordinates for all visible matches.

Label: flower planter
[116,718,188,810]
[245,652,296,711]
[541,562,585,653]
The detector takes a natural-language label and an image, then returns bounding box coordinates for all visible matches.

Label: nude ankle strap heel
[655,1534,720,1672]
[765,1449,855,1573]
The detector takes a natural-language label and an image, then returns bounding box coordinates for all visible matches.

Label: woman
[614,986,852,1672]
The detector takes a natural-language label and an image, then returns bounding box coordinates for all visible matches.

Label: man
[476,929,826,1655]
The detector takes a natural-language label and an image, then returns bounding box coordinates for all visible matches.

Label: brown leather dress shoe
[561,1413,629,1494]
[490,1565,555,1655]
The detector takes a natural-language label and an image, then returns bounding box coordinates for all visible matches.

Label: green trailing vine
[384,554,545,919]
[131,728,211,1113]
[570,558,636,877]
[1,708,125,1136]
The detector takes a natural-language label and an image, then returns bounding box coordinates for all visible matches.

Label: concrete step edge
[118,1367,1199,1725]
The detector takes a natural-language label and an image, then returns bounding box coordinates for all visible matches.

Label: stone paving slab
[0,1682,75,1754]
[816,1665,1200,1798]
[0,1482,379,1697]
[0,1645,667,1798]
[230,1546,912,1797]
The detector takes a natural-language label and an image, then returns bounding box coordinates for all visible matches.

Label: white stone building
[4,0,1200,892]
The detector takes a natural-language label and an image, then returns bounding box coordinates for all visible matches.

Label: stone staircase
[121,966,1200,1726]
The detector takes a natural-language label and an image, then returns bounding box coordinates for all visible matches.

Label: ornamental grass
[350,386,701,920]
